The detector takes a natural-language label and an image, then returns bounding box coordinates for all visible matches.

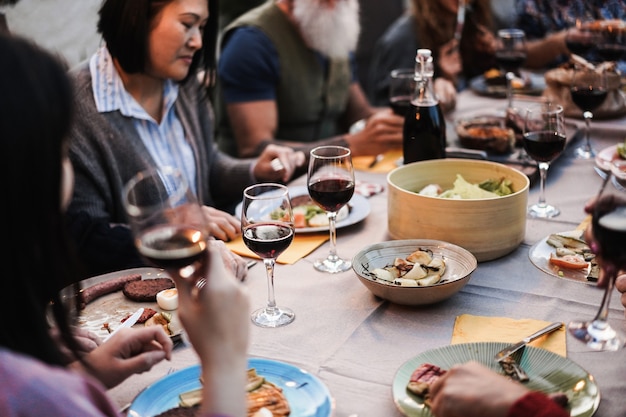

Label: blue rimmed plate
[127,358,333,417]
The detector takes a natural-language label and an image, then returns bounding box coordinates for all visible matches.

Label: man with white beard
[216,0,404,159]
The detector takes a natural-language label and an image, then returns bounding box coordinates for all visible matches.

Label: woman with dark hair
[67,0,305,278]
[0,32,250,417]
[367,0,497,111]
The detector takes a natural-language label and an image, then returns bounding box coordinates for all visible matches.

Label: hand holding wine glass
[495,29,527,110]
[569,160,626,351]
[570,65,607,159]
[523,103,567,218]
[123,167,209,289]
[307,146,355,274]
[241,183,295,327]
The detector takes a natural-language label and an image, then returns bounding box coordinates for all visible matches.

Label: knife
[103,307,144,342]
[494,322,563,362]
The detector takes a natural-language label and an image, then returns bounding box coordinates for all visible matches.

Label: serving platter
[469,72,546,98]
[393,342,599,417]
[528,230,594,285]
[69,267,184,341]
[235,185,371,233]
[127,358,333,417]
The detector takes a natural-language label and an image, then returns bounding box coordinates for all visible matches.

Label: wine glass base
[574,146,596,159]
[314,257,352,274]
[568,319,624,351]
[251,306,295,328]
[527,203,560,218]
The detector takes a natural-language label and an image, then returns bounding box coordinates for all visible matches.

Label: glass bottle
[402,49,446,164]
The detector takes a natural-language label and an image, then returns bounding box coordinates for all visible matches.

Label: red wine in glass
[522,131,567,162]
[494,50,527,74]
[390,95,412,116]
[242,223,294,259]
[571,87,609,112]
[403,103,446,164]
[308,178,355,213]
[596,43,626,61]
[593,205,626,270]
[137,224,208,271]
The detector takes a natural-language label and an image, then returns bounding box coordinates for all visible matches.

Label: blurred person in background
[215,0,404,159]
[0,32,251,417]
[516,0,626,69]
[367,0,497,112]
[67,0,305,279]
[0,0,19,33]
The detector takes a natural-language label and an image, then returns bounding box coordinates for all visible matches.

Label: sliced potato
[406,250,433,265]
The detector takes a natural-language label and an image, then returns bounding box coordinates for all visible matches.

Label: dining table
[107,85,626,417]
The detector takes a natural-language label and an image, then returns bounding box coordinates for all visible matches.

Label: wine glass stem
[263,258,278,311]
[594,269,616,323]
[506,72,514,109]
[583,111,593,152]
[537,161,550,208]
[327,211,339,262]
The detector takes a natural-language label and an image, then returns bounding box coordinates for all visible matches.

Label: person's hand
[171,246,250,417]
[429,361,529,417]
[75,326,173,389]
[50,326,101,363]
[475,24,497,54]
[209,239,248,282]
[434,78,457,113]
[253,144,306,183]
[201,206,241,241]
[345,108,403,156]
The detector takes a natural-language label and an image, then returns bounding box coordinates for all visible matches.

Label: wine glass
[570,65,607,159]
[495,29,527,110]
[568,160,626,351]
[123,167,209,290]
[241,183,295,327]
[389,68,415,117]
[565,16,602,60]
[307,145,355,274]
[523,103,567,218]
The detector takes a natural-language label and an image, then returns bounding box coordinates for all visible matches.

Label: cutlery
[368,153,384,169]
[104,307,144,342]
[494,322,563,362]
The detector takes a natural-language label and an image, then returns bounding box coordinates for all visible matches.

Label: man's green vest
[216,2,352,156]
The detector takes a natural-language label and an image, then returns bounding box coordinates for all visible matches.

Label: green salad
[418,174,514,199]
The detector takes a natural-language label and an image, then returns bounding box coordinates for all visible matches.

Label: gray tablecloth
[109,90,626,417]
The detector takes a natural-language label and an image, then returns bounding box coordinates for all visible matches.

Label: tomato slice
[549,254,589,270]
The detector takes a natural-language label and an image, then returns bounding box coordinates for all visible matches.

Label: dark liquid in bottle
[522,131,566,162]
[243,223,294,259]
[571,87,608,112]
[402,103,446,164]
[137,225,207,270]
[494,51,527,73]
[308,178,355,212]
[390,95,412,116]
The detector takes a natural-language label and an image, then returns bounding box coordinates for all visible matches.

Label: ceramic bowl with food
[455,115,515,154]
[352,239,477,306]
[387,159,529,262]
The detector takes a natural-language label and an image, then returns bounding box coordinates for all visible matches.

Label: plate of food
[470,70,546,98]
[595,140,626,177]
[127,358,333,417]
[64,267,184,342]
[393,342,599,417]
[235,185,371,233]
[529,230,599,284]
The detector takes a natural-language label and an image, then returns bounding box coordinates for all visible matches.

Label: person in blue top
[216,0,404,159]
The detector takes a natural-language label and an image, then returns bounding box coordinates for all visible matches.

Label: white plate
[393,342,599,417]
[235,185,371,233]
[69,267,184,341]
[595,144,620,178]
[528,231,594,285]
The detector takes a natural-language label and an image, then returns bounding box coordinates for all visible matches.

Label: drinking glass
[495,29,527,109]
[565,18,601,59]
[570,66,607,159]
[241,183,295,327]
[569,160,626,351]
[389,68,415,117]
[596,22,626,62]
[123,167,209,292]
[523,103,567,218]
[307,145,355,273]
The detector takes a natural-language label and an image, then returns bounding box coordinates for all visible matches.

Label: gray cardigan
[66,62,255,277]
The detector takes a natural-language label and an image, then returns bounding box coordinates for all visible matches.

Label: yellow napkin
[451,314,567,357]
[352,149,403,173]
[225,233,329,265]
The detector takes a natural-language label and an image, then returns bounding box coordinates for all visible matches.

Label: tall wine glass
[241,183,295,327]
[569,161,626,351]
[307,145,355,274]
[389,68,415,117]
[570,65,607,159]
[523,103,567,218]
[565,16,602,60]
[123,167,209,291]
[495,29,527,110]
